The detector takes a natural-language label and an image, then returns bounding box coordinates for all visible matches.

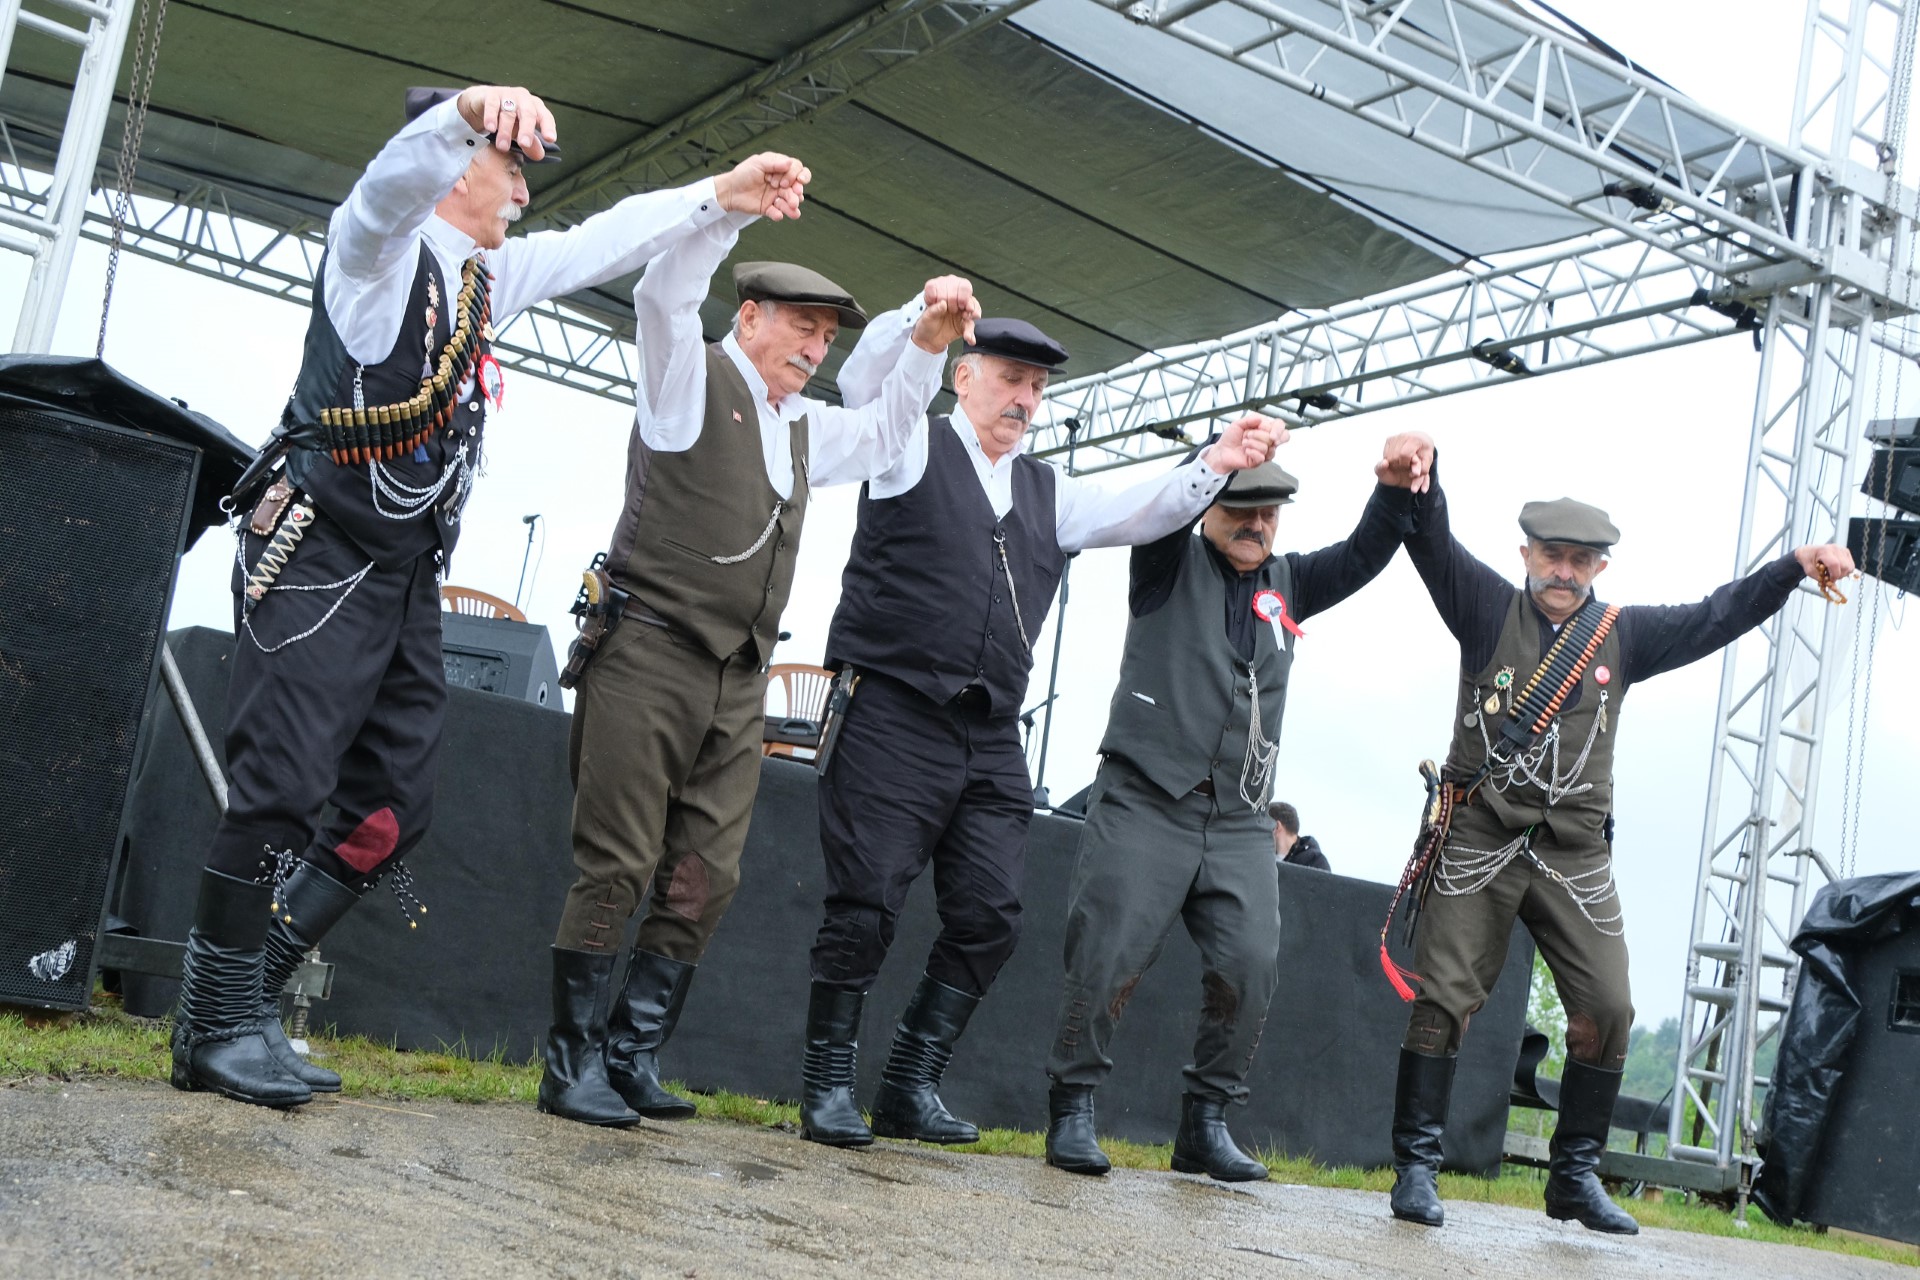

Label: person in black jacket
[1270,802,1330,871]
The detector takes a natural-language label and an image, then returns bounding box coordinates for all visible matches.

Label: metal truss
[530,0,1038,229]
[0,0,135,352]
[1031,228,1751,472]
[1671,0,1918,1185]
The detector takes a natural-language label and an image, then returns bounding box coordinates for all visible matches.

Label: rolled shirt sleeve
[1055,452,1228,554]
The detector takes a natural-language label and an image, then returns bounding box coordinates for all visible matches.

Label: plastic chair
[441,586,526,623]
[764,663,834,759]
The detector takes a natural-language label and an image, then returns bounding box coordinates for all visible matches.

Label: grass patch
[3,1000,1913,1268]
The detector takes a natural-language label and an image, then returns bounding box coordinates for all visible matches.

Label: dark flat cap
[965,317,1068,369]
[405,87,562,163]
[1216,460,1298,508]
[1519,498,1619,551]
[734,261,867,329]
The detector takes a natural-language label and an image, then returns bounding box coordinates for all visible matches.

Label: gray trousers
[1046,758,1282,1104]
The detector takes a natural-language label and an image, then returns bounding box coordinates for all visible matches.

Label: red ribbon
[1253,589,1305,637]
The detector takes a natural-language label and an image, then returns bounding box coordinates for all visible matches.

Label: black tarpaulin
[1752,870,1920,1225]
[0,356,251,547]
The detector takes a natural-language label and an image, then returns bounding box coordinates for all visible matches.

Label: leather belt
[1449,784,1480,807]
[1191,778,1215,797]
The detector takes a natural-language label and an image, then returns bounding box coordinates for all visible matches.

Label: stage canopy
[0,0,1691,386]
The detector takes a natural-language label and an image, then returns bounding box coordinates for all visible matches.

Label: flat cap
[965,317,1068,370]
[406,87,562,163]
[1216,460,1299,508]
[1519,497,1619,551]
[734,261,867,329]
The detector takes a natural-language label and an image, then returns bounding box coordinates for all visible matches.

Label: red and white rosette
[477,352,506,409]
[1252,588,1304,638]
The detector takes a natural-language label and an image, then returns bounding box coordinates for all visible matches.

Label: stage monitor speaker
[441,613,561,708]
[0,405,198,1011]
[1847,516,1920,596]
[1800,927,1920,1246]
[1861,447,1920,518]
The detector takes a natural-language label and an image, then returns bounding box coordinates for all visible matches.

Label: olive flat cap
[405,87,562,163]
[1519,497,1619,551]
[965,317,1069,369]
[1216,460,1299,508]
[734,261,867,329]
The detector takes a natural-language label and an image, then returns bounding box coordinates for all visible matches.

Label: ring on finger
[501,97,517,112]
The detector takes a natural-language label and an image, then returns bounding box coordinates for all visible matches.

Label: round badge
[1594,665,1611,686]
[1252,589,1283,622]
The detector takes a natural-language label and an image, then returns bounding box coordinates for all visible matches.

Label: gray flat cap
[733,261,867,329]
[1519,497,1619,551]
[1216,460,1299,508]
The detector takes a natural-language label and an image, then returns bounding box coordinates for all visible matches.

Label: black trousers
[811,673,1033,997]
[206,514,446,892]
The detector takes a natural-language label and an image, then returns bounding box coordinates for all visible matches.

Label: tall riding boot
[169,869,312,1108]
[1171,1093,1269,1182]
[1044,1081,1110,1176]
[254,862,361,1093]
[537,947,640,1127]
[1544,1059,1640,1235]
[870,974,981,1144]
[1389,1049,1456,1226]
[605,949,698,1120]
[800,983,872,1148]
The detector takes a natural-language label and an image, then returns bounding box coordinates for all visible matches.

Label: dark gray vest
[1443,589,1624,844]
[605,344,809,666]
[284,243,490,569]
[827,419,1066,716]
[1099,535,1296,807]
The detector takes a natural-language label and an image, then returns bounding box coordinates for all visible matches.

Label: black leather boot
[169,869,312,1108]
[870,974,981,1144]
[1544,1059,1640,1235]
[1044,1081,1110,1176]
[604,949,698,1120]
[800,983,872,1148]
[1389,1048,1456,1226]
[537,947,640,1127]
[1171,1093,1269,1182]
[254,862,362,1093]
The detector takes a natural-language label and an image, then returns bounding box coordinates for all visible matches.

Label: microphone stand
[513,514,541,611]
[1033,417,1080,799]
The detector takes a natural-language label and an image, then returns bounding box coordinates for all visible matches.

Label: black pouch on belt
[813,668,861,777]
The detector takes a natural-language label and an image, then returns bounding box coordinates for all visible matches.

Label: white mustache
[999,406,1029,423]
[497,202,522,224]
[785,354,818,378]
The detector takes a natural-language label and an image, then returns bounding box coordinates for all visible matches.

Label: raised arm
[1402,453,1518,665]
[808,277,977,487]
[1284,484,1414,623]
[1055,413,1279,554]
[627,209,754,453]
[1619,544,1855,686]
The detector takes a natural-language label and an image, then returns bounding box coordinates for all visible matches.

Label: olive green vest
[606,344,809,665]
[1098,535,1295,809]
[1443,590,1624,844]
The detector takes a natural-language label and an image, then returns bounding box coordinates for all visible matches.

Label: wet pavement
[0,1079,1901,1278]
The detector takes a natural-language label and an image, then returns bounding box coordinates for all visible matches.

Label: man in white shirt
[538,209,979,1127]
[174,83,811,1112]
[796,317,1283,1149]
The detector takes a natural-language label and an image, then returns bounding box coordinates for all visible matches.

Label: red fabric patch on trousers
[335,807,400,873]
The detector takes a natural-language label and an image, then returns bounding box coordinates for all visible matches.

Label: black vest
[283,243,491,569]
[827,419,1067,716]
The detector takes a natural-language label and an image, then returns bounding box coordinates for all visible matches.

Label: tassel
[1380,941,1422,1002]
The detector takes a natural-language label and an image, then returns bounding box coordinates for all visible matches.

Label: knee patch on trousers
[332,807,400,875]
[1565,1008,1631,1069]
[1200,970,1241,1028]
[661,857,711,922]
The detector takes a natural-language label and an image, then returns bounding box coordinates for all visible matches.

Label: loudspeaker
[1800,928,1920,1246]
[0,405,199,1010]
[1860,447,1920,517]
[1847,516,1920,596]
[440,613,560,707]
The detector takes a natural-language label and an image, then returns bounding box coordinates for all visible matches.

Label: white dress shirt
[631,210,945,499]
[322,96,730,369]
[836,317,1231,554]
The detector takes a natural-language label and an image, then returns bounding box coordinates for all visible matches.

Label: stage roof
[0,0,1683,389]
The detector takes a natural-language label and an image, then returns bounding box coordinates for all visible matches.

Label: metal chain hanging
[1839,12,1918,880]
[95,0,170,359]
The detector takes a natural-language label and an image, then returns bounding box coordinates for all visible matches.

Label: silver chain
[709,502,784,564]
[95,0,170,357]
[993,530,1032,653]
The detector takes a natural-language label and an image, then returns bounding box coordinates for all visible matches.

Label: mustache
[785,354,818,378]
[1529,573,1583,594]
[999,405,1029,423]
[497,202,522,224]
[1232,528,1266,543]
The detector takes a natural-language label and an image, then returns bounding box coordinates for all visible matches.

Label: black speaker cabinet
[1800,927,1920,1246]
[440,613,560,708]
[0,406,199,1010]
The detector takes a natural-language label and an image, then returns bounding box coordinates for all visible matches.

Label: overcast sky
[3,0,1913,1029]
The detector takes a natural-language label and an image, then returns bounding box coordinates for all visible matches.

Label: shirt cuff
[688,177,732,227]
[431,95,493,154]
[899,331,945,383]
[1185,452,1230,499]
